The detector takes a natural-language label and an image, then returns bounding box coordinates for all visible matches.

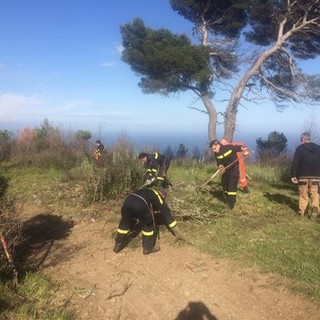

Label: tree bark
[201,93,218,142]
[223,45,282,142]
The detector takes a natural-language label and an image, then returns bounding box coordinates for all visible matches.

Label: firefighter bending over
[113,188,185,255]
[210,139,250,209]
[138,152,171,188]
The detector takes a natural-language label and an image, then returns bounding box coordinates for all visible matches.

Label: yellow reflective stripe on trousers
[117,228,130,234]
[227,192,237,195]
[142,230,154,236]
[168,221,177,228]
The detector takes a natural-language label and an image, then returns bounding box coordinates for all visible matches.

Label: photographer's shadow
[175,301,218,320]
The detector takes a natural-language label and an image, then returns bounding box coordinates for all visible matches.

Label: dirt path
[26,212,319,320]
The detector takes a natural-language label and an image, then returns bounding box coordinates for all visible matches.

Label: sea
[98,130,300,158]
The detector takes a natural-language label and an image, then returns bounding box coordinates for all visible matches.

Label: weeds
[1,142,320,315]
[0,272,71,319]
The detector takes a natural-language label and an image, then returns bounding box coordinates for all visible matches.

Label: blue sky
[0,0,319,151]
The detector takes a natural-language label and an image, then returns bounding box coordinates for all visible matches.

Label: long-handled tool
[198,154,249,189]
[150,204,160,240]
[198,168,222,189]
[1,232,18,280]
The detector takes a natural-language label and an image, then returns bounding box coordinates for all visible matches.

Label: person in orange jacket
[220,139,250,193]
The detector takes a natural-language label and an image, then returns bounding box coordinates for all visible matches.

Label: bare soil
[21,207,320,320]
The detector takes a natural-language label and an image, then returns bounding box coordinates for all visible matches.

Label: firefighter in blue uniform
[138,152,171,188]
[210,139,250,209]
[113,188,184,255]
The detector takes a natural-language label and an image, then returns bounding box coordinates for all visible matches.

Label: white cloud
[100,61,116,68]
[0,93,44,121]
[115,43,124,54]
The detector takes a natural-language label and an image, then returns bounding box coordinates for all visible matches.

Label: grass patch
[0,272,71,319]
[2,159,320,309]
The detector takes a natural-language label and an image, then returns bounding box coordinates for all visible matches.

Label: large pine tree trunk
[224,46,280,141]
[201,93,218,142]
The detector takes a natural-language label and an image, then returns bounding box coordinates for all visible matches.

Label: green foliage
[0,272,71,319]
[121,1,320,142]
[74,130,92,141]
[256,131,288,163]
[89,145,143,202]
[2,139,320,306]
[34,119,58,147]
[248,163,291,184]
[0,175,21,275]
[11,123,91,170]
[121,18,212,95]
[175,143,188,159]
[170,0,249,38]
[0,129,13,161]
[168,161,320,300]
[246,0,320,59]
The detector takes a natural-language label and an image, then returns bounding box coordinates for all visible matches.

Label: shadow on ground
[14,213,76,273]
[263,192,297,212]
[175,301,218,320]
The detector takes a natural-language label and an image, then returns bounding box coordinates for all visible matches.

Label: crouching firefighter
[113,188,185,255]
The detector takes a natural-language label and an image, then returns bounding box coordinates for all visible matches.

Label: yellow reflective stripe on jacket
[156,177,164,181]
[154,152,158,159]
[217,150,232,159]
[117,228,130,234]
[151,189,163,205]
[142,230,154,236]
[168,221,177,228]
[227,192,237,195]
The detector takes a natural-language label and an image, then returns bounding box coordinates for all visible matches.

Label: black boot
[113,242,126,253]
[143,244,160,255]
[243,186,250,194]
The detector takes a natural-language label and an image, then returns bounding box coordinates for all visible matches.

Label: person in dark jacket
[138,152,171,188]
[94,139,106,160]
[210,139,250,209]
[113,188,185,255]
[291,132,320,220]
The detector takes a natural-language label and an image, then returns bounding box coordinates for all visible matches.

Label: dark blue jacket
[291,142,320,179]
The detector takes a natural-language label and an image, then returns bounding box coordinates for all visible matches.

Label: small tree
[0,130,13,162]
[256,131,288,163]
[175,143,188,159]
[191,146,203,162]
[74,130,92,141]
[163,145,175,160]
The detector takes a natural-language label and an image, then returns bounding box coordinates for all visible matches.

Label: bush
[88,140,144,202]
[0,176,21,276]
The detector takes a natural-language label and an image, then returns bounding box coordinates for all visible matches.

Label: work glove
[242,147,250,156]
[144,177,155,186]
[218,165,225,174]
[291,177,299,184]
[144,171,153,179]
